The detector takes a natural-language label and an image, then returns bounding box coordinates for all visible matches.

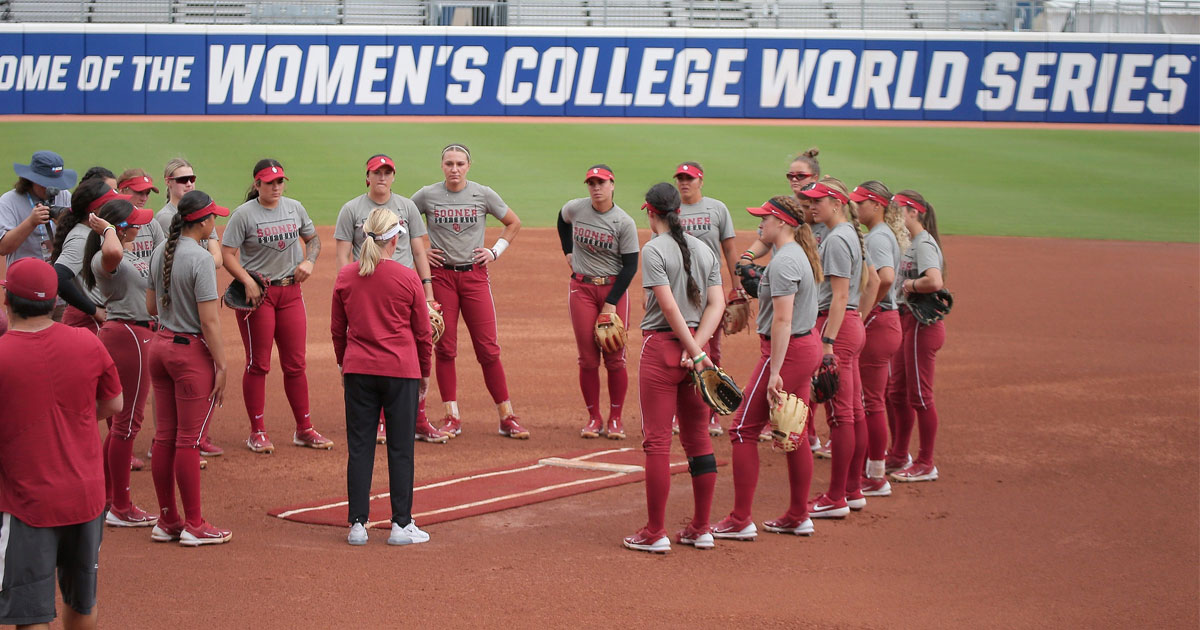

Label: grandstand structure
[0,0,1196,32]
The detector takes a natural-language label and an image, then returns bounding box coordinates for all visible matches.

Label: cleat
[813,440,832,459]
[246,431,275,454]
[708,416,724,437]
[199,458,207,470]
[498,415,530,439]
[763,516,815,536]
[861,477,892,496]
[106,505,158,528]
[414,417,450,443]
[623,528,670,553]
[580,417,603,439]
[440,415,462,437]
[671,417,680,435]
[293,428,335,449]
[605,417,626,440]
[712,515,757,541]
[846,490,867,511]
[150,520,183,543]
[884,453,913,474]
[179,521,232,547]
[198,438,223,457]
[130,455,145,471]
[890,462,938,482]
[758,424,772,442]
[808,493,850,519]
[677,524,715,549]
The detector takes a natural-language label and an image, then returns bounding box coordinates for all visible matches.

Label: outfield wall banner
[0,26,1195,124]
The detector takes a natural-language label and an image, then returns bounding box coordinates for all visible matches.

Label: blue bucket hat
[13,151,77,190]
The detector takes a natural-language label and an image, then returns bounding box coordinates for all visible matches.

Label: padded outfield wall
[0,25,1195,124]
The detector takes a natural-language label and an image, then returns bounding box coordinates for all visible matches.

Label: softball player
[887,190,946,483]
[673,161,740,437]
[51,179,123,332]
[335,154,447,444]
[155,159,222,269]
[850,181,909,496]
[146,190,231,545]
[798,177,877,518]
[411,144,527,439]
[713,196,824,540]
[623,183,725,554]
[558,165,638,439]
[80,198,158,526]
[222,159,333,454]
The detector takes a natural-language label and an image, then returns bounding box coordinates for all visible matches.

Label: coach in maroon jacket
[331,208,433,547]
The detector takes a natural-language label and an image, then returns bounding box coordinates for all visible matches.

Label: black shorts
[0,512,103,625]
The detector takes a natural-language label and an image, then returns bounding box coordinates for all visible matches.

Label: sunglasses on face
[786,172,815,182]
[170,175,197,184]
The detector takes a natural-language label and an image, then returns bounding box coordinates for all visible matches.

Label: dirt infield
[88,227,1196,628]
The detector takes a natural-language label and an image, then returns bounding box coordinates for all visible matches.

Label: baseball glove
[223,271,268,311]
[428,301,445,344]
[691,366,743,416]
[594,312,627,353]
[734,261,766,299]
[810,353,839,404]
[907,288,954,326]
[769,393,810,453]
[722,288,750,336]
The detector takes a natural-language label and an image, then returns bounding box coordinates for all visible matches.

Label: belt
[817,308,858,316]
[269,276,296,287]
[759,331,812,341]
[443,263,476,272]
[876,306,897,312]
[571,273,616,286]
[114,319,157,331]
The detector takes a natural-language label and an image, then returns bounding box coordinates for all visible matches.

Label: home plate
[268,447,724,529]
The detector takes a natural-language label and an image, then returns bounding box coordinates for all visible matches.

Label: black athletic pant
[344,373,418,527]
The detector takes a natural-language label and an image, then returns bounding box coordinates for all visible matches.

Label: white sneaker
[388,520,430,545]
[347,523,368,546]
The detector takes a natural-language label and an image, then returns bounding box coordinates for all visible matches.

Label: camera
[47,205,70,221]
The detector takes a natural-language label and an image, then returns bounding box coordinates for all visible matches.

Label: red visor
[584,167,614,182]
[255,165,287,182]
[641,201,677,215]
[121,207,155,226]
[118,175,159,193]
[849,186,888,205]
[746,199,800,227]
[674,164,703,179]
[182,200,231,223]
[87,188,132,213]
[892,194,926,214]
[366,155,395,173]
[797,182,849,204]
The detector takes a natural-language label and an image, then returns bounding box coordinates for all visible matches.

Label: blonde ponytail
[819,176,869,296]
[358,208,400,277]
[793,223,824,284]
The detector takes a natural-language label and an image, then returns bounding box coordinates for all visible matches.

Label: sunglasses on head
[170,175,197,184]
[786,172,815,182]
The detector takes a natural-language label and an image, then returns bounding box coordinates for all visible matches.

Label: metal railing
[1,0,1196,32]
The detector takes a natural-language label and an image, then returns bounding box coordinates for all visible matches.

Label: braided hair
[770,195,824,284]
[244,158,283,202]
[161,190,217,309]
[645,182,700,308]
[51,178,110,263]
[80,199,135,290]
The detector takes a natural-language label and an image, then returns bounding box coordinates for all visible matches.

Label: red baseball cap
[892,194,926,213]
[87,187,132,213]
[182,200,231,223]
[366,155,395,173]
[747,198,801,227]
[255,165,287,183]
[797,182,849,204]
[118,175,159,194]
[2,257,57,301]
[848,186,888,205]
[584,167,614,183]
[674,163,703,179]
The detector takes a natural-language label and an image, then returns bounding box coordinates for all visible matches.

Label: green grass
[3,121,1196,241]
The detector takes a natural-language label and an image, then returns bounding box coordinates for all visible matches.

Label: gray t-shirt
[816,222,863,311]
[756,241,818,336]
[640,232,722,330]
[221,196,316,280]
[561,198,639,277]
[91,248,151,322]
[678,196,735,260]
[411,181,509,266]
[57,222,105,306]
[128,218,165,267]
[156,201,218,241]
[811,222,829,246]
[150,237,218,334]
[0,188,71,266]
[895,231,945,309]
[864,223,901,311]
[333,193,426,269]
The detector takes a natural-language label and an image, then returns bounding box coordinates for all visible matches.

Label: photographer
[0,151,75,267]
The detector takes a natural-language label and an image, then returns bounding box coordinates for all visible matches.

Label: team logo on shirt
[431,207,480,233]
[129,235,156,260]
[256,219,300,252]
[680,216,713,233]
[133,258,150,278]
[574,225,615,254]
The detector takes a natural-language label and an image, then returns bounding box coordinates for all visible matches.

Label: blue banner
[0,26,1194,124]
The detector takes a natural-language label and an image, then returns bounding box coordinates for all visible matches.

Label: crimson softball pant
[98,320,153,511]
[62,305,99,334]
[726,333,821,523]
[149,330,217,529]
[637,331,716,535]
[344,374,418,527]
[567,277,629,422]
[887,311,946,466]
[860,308,902,462]
[816,311,866,501]
[432,265,509,404]
[236,283,310,434]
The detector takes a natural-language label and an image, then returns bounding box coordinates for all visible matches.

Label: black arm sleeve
[556,211,573,255]
[54,263,96,315]
[605,251,639,305]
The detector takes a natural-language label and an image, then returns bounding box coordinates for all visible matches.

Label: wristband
[740,250,755,261]
[491,237,510,259]
[421,278,432,285]
[692,351,708,365]
[102,225,116,237]
[821,336,836,345]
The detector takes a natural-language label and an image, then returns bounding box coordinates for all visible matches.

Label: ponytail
[793,223,824,285]
[358,208,399,277]
[162,190,218,309]
[81,200,135,290]
[896,189,945,278]
[644,182,700,308]
[818,176,869,296]
[52,178,109,263]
